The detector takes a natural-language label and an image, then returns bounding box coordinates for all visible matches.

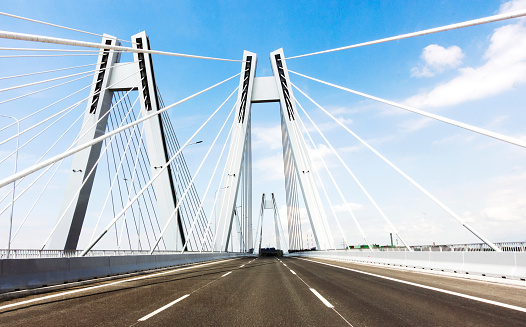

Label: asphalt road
[1,256,525,326]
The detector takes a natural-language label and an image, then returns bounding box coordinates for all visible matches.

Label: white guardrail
[0,249,190,259]
[289,249,526,281]
[1,242,523,259]
[344,241,526,252]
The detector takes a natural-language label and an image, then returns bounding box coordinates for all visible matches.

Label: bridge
[1,4,526,326]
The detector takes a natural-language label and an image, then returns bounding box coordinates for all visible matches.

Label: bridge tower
[214,49,335,252]
[48,33,183,251]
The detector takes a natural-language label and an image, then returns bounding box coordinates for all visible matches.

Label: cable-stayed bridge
[0,9,526,326]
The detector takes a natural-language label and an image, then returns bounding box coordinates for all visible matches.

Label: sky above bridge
[1,0,526,249]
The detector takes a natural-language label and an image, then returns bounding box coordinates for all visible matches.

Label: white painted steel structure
[48,32,183,251]
[253,193,289,255]
[2,9,526,263]
[214,49,335,251]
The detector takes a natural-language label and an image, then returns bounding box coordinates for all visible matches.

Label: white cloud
[405,17,526,108]
[499,0,526,13]
[337,116,353,125]
[411,44,464,77]
[333,202,364,213]
[252,153,284,181]
[251,125,283,150]
[398,117,434,133]
[461,172,526,240]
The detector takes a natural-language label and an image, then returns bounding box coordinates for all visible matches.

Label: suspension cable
[289,70,526,149]
[183,102,237,254]
[211,114,244,251]
[297,102,372,250]
[8,107,87,241]
[0,64,128,93]
[0,62,98,81]
[150,88,238,253]
[297,99,411,250]
[181,101,237,253]
[0,54,100,58]
[287,104,334,249]
[0,72,240,188]
[41,94,141,250]
[0,76,98,133]
[292,82,502,252]
[0,11,135,44]
[0,100,81,166]
[286,9,526,59]
[200,124,234,252]
[0,30,243,62]
[0,62,139,145]
[0,72,96,105]
[82,85,237,256]
[0,47,122,52]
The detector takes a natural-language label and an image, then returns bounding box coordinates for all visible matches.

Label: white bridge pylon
[48,32,182,251]
[214,49,335,252]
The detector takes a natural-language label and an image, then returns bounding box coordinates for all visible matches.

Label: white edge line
[138,294,190,321]
[0,258,237,311]
[300,258,526,313]
[310,288,334,308]
[221,271,232,277]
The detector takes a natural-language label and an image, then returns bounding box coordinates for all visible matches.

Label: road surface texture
[1,256,525,326]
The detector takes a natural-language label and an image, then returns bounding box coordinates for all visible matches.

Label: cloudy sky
[1,0,526,250]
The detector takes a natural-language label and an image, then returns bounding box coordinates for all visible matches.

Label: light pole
[1,115,20,259]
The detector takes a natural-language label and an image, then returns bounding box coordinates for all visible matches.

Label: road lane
[1,255,525,326]
[304,257,526,308]
[142,257,351,326]
[283,257,526,327]
[0,258,247,326]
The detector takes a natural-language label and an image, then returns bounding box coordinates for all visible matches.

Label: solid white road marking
[310,288,334,308]
[0,258,237,311]
[221,271,232,277]
[138,294,190,321]
[300,258,526,313]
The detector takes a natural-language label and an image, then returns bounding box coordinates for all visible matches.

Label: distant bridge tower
[214,49,335,252]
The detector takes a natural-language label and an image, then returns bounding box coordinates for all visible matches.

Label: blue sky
[1,1,526,250]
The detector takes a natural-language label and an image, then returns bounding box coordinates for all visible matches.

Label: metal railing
[0,249,228,259]
[2,242,524,259]
[341,241,526,252]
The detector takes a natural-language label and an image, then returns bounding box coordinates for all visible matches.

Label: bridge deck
[1,257,525,326]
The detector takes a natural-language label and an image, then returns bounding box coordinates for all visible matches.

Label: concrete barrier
[289,250,526,280]
[0,252,249,293]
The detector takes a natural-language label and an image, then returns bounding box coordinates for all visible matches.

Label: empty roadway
[0,256,525,326]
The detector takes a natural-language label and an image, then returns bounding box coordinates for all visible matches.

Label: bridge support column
[131,32,183,251]
[270,49,334,250]
[214,51,257,251]
[49,35,120,251]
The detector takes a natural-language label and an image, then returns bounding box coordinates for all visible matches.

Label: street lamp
[0,115,20,259]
